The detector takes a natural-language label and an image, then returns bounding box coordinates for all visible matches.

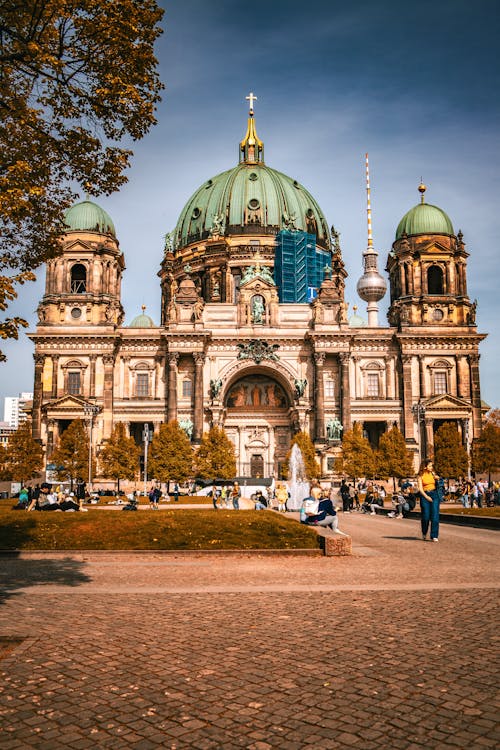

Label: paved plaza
[0,513,498,749]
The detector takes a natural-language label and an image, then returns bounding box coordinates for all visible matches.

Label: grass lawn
[440,506,500,518]
[0,506,320,551]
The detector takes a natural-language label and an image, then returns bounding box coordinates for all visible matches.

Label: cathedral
[29,101,485,481]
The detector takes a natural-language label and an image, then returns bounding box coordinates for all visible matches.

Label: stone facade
[29,114,485,481]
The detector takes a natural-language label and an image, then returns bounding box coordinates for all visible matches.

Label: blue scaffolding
[274,230,329,303]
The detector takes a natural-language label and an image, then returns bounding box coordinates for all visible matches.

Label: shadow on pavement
[381,535,422,541]
[0,556,91,607]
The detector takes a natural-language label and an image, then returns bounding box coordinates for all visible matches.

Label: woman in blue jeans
[417,459,441,542]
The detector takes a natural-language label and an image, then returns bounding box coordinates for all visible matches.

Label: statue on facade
[466,299,477,325]
[209,213,224,237]
[178,418,193,439]
[294,378,307,399]
[331,225,342,256]
[311,296,323,324]
[251,295,265,324]
[193,296,204,322]
[283,210,297,230]
[258,265,275,285]
[326,418,343,441]
[164,232,174,253]
[209,378,222,400]
[241,266,255,285]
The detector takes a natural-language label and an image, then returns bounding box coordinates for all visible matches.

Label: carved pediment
[42,395,100,415]
[62,239,95,253]
[423,393,472,413]
[419,239,452,256]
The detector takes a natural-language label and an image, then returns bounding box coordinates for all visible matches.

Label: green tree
[195,426,236,481]
[473,422,500,483]
[149,421,194,491]
[99,422,141,492]
[51,419,89,489]
[282,431,321,480]
[2,420,44,483]
[337,423,376,481]
[376,425,414,490]
[433,422,468,479]
[0,0,164,354]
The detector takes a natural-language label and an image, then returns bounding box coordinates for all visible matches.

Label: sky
[1,0,499,410]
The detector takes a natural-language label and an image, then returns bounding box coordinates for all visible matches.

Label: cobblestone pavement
[0,515,498,749]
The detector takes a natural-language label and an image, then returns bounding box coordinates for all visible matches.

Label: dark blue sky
[2,0,499,407]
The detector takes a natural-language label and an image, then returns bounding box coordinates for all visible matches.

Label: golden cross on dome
[246,92,257,112]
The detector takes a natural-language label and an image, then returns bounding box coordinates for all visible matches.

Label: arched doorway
[223,372,293,478]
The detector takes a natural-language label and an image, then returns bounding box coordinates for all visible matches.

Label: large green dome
[173,113,330,251]
[396,186,453,240]
[64,199,116,236]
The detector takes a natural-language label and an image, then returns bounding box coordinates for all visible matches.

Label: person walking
[417,459,442,542]
[230,482,241,510]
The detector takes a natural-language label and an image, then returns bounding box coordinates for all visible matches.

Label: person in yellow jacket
[275,483,288,512]
[417,459,441,542]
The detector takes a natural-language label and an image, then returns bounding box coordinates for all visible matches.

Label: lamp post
[142,423,152,496]
[464,416,472,481]
[411,402,426,466]
[83,403,99,492]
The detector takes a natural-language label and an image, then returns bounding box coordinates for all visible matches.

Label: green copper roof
[129,308,155,327]
[64,200,116,237]
[173,162,331,250]
[348,310,367,328]
[396,201,454,240]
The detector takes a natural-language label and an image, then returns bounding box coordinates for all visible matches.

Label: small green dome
[129,307,155,328]
[348,307,367,328]
[64,200,116,236]
[396,186,454,240]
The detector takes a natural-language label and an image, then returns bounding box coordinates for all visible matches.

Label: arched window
[71,264,87,293]
[427,266,444,295]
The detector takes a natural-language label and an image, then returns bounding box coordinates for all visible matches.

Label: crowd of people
[12,482,88,512]
[10,469,499,543]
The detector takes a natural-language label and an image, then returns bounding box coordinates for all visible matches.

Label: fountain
[287,444,310,511]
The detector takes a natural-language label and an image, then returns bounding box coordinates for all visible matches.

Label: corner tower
[387,184,473,328]
[38,199,125,327]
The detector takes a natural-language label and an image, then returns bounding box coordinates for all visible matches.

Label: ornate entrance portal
[223,373,292,478]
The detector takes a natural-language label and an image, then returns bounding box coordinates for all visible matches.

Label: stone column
[469,353,482,436]
[385,356,394,400]
[89,354,97,398]
[122,357,130,399]
[339,353,351,432]
[456,354,469,400]
[418,356,425,400]
[51,355,59,399]
[402,355,415,441]
[46,419,55,458]
[102,355,115,438]
[425,418,434,457]
[155,357,163,400]
[314,352,325,441]
[167,353,179,423]
[32,353,45,441]
[193,353,205,442]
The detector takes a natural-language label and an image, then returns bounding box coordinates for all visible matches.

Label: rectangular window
[136,373,149,397]
[325,379,335,398]
[433,371,447,395]
[67,371,81,395]
[182,379,192,398]
[367,373,380,398]
[327,457,335,471]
